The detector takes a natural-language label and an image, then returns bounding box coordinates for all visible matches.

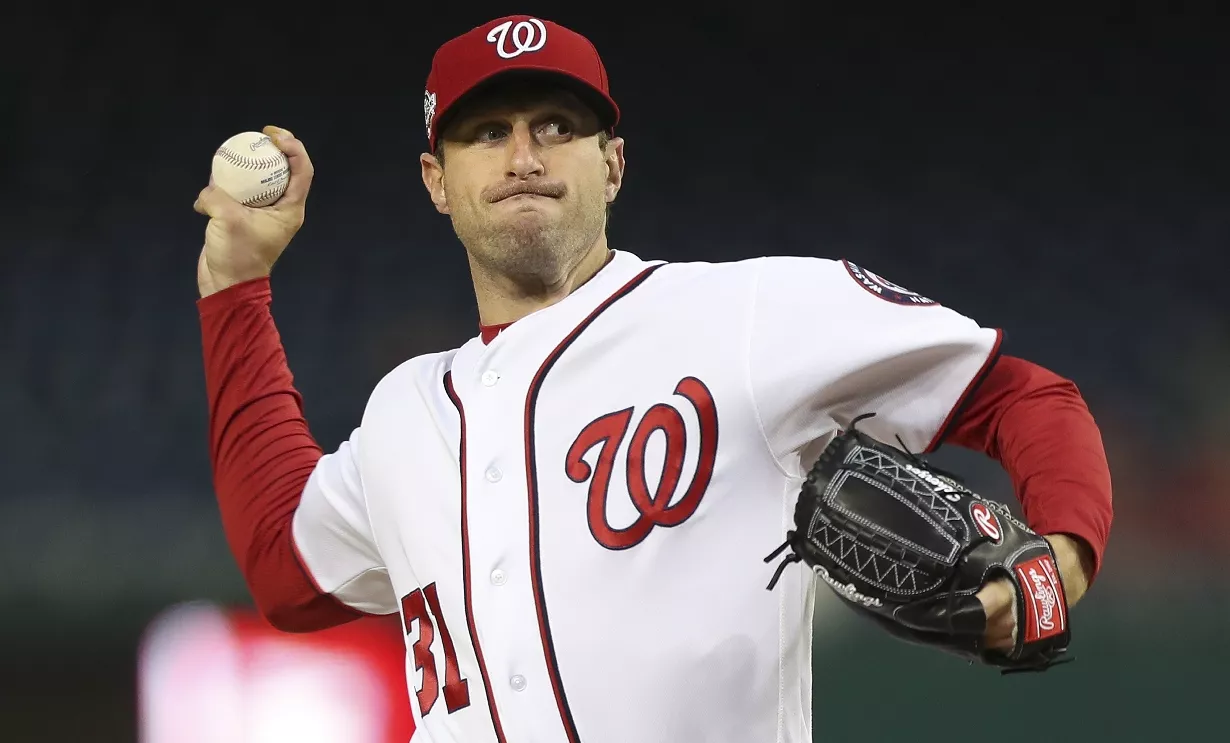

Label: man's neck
[470,241,614,327]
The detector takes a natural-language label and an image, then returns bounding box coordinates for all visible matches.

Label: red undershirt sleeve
[938,354,1113,581]
[198,277,380,632]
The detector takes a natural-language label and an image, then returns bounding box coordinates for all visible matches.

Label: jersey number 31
[401,582,470,717]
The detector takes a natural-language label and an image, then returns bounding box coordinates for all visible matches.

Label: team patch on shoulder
[842,259,937,306]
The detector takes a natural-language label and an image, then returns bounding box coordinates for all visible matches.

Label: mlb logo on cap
[423,15,620,149]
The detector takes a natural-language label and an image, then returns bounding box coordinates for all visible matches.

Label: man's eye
[476,126,506,143]
[540,120,573,137]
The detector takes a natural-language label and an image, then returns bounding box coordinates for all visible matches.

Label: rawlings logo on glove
[1016,555,1066,643]
[764,414,1073,673]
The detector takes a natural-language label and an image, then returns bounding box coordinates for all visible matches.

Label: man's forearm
[199,278,360,631]
[944,354,1113,587]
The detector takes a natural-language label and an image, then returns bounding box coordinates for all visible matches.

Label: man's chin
[478,234,574,282]
[486,217,557,250]
[497,208,559,238]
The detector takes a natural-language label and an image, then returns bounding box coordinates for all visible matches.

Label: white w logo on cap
[486,18,547,59]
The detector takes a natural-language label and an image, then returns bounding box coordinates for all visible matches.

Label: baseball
[211,131,290,207]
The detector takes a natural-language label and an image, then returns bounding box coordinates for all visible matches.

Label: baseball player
[192,15,1113,743]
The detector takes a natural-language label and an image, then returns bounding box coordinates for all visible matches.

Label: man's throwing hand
[194,125,314,298]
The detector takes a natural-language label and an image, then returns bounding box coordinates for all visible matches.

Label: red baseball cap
[423,15,620,150]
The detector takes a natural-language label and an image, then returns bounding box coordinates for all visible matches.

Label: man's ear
[603,136,625,204]
[420,152,449,215]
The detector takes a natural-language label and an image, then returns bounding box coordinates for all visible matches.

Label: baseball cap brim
[432,67,619,146]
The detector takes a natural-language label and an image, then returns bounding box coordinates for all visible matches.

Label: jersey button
[490,569,507,586]
[509,675,527,692]
[481,370,499,387]
[485,466,502,483]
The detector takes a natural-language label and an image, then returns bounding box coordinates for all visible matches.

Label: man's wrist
[199,270,271,299]
[1044,533,1094,605]
[198,276,221,299]
[197,276,273,312]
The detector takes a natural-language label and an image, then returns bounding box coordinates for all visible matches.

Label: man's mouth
[486,181,567,202]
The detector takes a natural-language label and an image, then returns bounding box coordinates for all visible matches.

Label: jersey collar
[477,250,651,344]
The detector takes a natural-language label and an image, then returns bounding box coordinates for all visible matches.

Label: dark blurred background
[3,3,1227,741]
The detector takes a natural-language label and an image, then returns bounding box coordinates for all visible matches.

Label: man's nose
[505,123,545,179]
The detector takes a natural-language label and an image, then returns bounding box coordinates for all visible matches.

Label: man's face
[420,82,624,284]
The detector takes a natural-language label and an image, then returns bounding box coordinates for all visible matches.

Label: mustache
[484,179,567,202]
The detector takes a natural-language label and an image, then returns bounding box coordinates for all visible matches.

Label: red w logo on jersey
[565,377,719,550]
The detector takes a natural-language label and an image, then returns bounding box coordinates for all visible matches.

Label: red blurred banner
[139,602,415,743]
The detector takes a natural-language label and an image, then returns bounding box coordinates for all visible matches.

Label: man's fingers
[264,125,314,205]
[194,183,245,219]
[976,578,1018,651]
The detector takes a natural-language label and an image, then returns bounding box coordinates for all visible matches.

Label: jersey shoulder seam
[365,347,461,411]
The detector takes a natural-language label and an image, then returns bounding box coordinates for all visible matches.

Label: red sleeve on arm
[940,355,1114,581]
[199,278,364,632]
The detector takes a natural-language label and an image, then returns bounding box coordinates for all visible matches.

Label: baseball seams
[213,146,285,174]
[211,132,290,207]
[215,144,288,206]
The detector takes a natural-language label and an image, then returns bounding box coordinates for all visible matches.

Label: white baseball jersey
[292,250,1000,743]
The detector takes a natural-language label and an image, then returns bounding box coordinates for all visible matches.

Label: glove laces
[762,533,802,591]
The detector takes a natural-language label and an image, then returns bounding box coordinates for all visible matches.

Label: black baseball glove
[765,414,1072,674]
